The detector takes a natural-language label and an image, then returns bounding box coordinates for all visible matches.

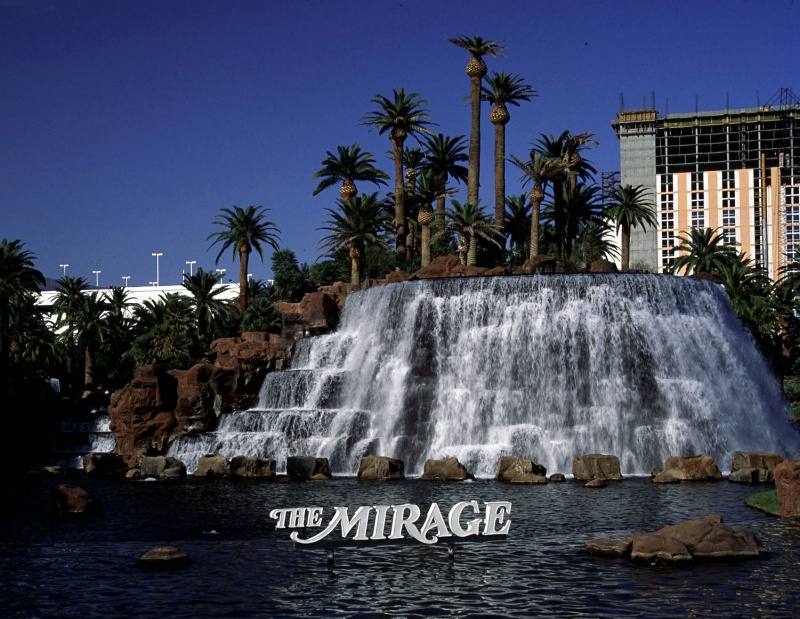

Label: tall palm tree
[361,88,436,267]
[312,144,389,203]
[207,205,281,312]
[420,133,469,224]
[182,268,233,343]
[318,192,391,285]
[481,72,537,231]
[671,227,738,277]
[603,184,657,271]
[509,152,564,259]
[0,239,45,378]
[403,146,427,259]
[445,200,503,266]
[448,34,506,206]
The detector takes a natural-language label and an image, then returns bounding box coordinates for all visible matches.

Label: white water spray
[168,274,798,476]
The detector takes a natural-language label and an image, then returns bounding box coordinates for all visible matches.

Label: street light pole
[216,268,226,280]
[186,260,196,276]
[122,276,130,287]
[59,263,69,277]
[152,253,163,286]
[92,270,101,287]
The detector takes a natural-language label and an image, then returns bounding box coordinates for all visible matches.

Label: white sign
[270,500,512,547]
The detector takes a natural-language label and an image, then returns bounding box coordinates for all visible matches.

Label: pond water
[1,474,798,618]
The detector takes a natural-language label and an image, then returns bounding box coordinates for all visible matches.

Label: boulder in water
[496,456,546,482]
[194,455,230,477]
[357,455,404,480]
[287,456,332,481]
[420,457,474,481]
[420,458,475,481]
[136,545,191,570]
[83,452,127,478]
[730,451,784,483]
[589,515,764,565]
[52,484,100,515]
[140,455,187,480]
[231,456,276,478]
[653,455,722,483]
[572,454,623,481]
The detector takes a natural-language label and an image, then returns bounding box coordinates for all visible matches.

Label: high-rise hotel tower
[613,88,800,279]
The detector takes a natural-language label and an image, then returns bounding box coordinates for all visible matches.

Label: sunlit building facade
[613,90,800,279]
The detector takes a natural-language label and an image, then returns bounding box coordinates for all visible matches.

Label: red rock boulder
[774,459,800,517]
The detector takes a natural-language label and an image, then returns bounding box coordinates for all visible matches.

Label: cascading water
[168,274,798,476]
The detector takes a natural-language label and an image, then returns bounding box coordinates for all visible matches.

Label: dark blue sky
[3,0,798,286]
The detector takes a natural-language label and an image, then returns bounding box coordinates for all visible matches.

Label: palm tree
[533,132,596,259]
[603,184,658,271]
[420,133,469,219]
[413,170,451,267]
[318,192,391,285]
[53,275,91,395]
[59,292,109,387]
[208,205,281,312]
[0,239,45,379]
[361,89,436,267]
[671,227,738,277]
[131,293,197,369]
[312,144,389,203]
[509,152,564,259]
[448,34,506,206]
[445,200,503,266]
[182,268,233,343]
[481,72,537,231]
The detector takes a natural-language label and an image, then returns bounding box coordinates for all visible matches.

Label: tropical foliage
[208,205,281,312]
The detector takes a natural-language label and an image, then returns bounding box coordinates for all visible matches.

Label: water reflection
[0,476,797,618]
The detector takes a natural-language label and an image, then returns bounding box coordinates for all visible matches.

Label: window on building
[722,190,736,209]
[722,209,736,227]
[691,172,704,191]
[660,174,674,193]
[786,186,800,206]
[691,191,705,210]
[721,228,737,245]
[660,231,675,250]
[722,170,736,189]
[659,193,674,211]
[691,210,705,228]
[661,211,674,229]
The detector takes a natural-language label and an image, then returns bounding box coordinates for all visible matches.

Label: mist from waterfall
[168,274,798,476]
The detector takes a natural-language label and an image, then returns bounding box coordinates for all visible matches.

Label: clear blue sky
[2,0,798,287]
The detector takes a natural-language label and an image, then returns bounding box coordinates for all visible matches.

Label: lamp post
[92,270,101,287]
[152,253,163,286]
[122,276,130,287]
[216,268,226,281]
[186,260,196,276]
[59,263,69,277]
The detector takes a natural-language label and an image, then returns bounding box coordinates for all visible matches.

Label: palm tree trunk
[84,340,93,387]
[529,193,542,260]
[468,75,481,206]
[421,223,431,267]
[392,137,407,267]
[457,234,468,265]
[621,223,631,271]
[238,246,249,312]
[467,234,477,266]
[349,240,361,286]
[493,122,506,232]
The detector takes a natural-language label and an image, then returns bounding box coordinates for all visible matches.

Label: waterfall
[167,274,798,476]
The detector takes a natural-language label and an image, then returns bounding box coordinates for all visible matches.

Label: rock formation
[586,514,764,565]
[773,459,800,516]
[572,454,623,481]
[652,454,722,483]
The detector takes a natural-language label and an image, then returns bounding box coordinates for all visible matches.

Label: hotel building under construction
[613,88,800,279]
